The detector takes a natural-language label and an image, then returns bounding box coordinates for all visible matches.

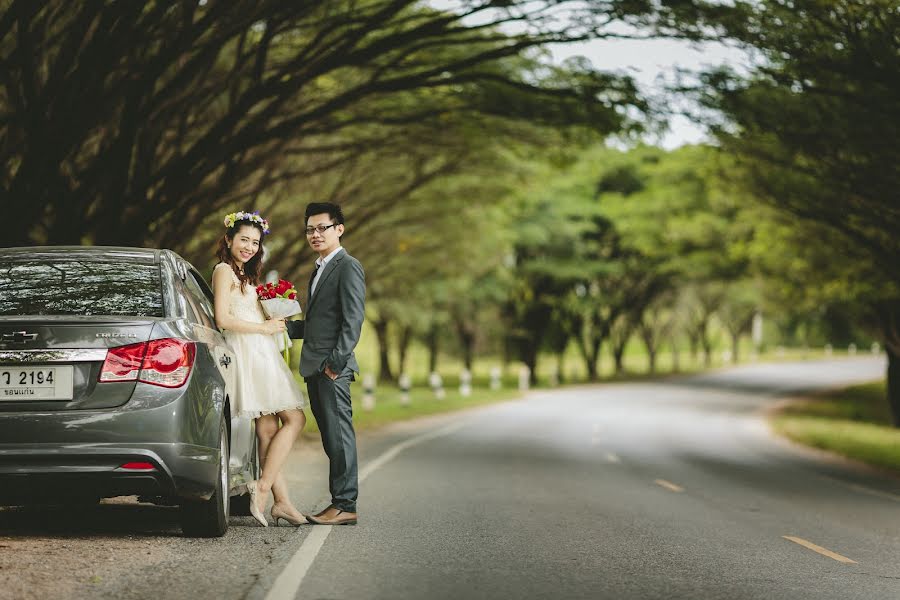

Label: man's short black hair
[305,202,345,225]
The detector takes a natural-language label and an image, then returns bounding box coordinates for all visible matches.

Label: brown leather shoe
[307,507,357,526]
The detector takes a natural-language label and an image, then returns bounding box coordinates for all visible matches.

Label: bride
[211,210,308,527]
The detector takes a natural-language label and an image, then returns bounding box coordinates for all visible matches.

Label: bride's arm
[212,266,284,335]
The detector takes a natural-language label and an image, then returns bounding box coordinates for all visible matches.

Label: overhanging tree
[1,0,645,248]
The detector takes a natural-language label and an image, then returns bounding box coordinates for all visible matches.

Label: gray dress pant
[306,367,358,513]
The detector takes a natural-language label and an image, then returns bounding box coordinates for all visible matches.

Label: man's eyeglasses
[305,223,338,236]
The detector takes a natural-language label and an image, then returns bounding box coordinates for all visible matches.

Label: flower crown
[223,210,270,234]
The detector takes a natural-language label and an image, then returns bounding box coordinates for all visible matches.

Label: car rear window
[0,260,164,317]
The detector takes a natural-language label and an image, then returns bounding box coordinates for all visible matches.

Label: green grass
[772,381,900,473]
[297,379,522,435]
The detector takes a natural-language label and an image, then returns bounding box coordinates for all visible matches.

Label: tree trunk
[455,319,476,371]
[556,352,565,384]
[688,333,699,365]
[640,329,657,374]
[523,342,539,386]
[372,318,394,383]
[582,336,601,382]
[585,360,598,381]
[612,343,626,375]
[731,331,740,364]
[397,325,412,376]
[462,339,474,371]
[574,335,594,381]
[427,325,439,374]
[692,318,712,367]
[887,345,900,427]
[671,336,680,373]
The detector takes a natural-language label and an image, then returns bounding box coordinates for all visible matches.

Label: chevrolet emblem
[1,331,39,344]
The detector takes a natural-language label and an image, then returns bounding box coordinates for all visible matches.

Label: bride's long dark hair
[215,221,266,292]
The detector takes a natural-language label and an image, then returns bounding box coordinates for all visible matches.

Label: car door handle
[220,355,231,368]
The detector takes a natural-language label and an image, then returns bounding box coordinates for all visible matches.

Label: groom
[286,202,365,526]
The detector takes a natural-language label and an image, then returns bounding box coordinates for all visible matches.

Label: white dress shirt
[310,246,343,297]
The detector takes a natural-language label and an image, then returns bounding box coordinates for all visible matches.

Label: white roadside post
[362,374,376,412]
[429,371,445,400]
[459,369,472,397]
[489,366,502,390]
[871,342,881,355]
[751,312,763,360]
[399,373,411,407]
[825,343,833,357]
[518,366,530,392]
[848,343,857,356]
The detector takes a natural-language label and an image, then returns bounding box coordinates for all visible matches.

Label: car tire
[179,419,229,537]
[230,432,260,516]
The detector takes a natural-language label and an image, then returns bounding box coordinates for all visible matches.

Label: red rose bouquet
[256,279,302,360]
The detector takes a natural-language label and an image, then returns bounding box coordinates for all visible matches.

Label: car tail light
[99,342,147,382]
[99,338,195,388]
[140,338,195,388]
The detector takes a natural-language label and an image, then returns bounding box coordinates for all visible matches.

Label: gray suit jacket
[286,249,365,378]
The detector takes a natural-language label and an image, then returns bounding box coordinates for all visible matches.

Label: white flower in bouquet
[256,280,302,358]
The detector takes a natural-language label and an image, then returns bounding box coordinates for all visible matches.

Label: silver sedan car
[0,246,258,537]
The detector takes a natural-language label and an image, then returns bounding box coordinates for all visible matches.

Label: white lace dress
[214,263,305,418]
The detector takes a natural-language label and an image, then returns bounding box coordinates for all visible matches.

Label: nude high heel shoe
[271,505,309,526]
[247,481,268,527]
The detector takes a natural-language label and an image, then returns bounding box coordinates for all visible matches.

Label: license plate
[0,366,74,400]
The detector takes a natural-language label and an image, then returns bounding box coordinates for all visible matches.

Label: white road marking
[845,483,900,503]
[605,453,621,463]
[654,479,685,493]
[263,421,466,600]
[264,525,331,600]
[359,422,466,481]
[782,536,857,564]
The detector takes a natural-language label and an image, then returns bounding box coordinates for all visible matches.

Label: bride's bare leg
[257,418,300,514]
[255,415,292,508]
[256,409,306,512]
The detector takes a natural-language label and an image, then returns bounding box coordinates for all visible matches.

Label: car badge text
[96,333,139,338]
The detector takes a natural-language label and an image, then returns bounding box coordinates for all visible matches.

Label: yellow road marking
[654,479,684,493]
[782,536,857,564]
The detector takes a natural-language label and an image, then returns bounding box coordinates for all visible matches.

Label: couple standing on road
[211,202,365,528]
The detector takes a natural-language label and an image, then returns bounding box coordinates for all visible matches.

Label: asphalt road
[2,357,898,600]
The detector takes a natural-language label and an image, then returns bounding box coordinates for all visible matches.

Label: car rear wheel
[179,419,229,537]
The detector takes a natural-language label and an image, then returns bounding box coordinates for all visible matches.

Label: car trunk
[0,317,157,411]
